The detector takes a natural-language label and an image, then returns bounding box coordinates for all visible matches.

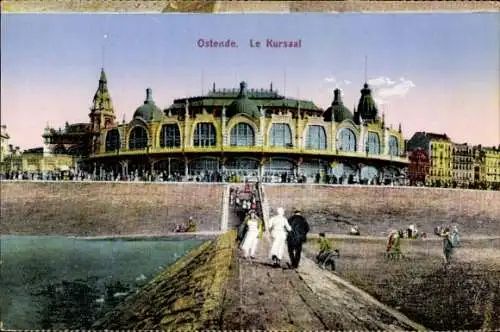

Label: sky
[1,13,499,149]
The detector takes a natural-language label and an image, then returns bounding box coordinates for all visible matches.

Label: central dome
[226,82,261,118]
[133,88,164,122]
[323,89,353,122]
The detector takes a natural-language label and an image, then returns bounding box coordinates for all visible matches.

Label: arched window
[128,126,148,150]
[159,124,181,148]
[365,132,380,154]
[193,122,216,147]
[388,135,399,156]
[305,125,327,150]
[105,129,121,152]
[270,123,293,147]
[338,128,357,152]
[230,123,255,146]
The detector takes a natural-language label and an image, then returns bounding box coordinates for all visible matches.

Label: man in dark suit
[287,209,310,269]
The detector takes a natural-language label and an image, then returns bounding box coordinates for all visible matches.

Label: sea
[0,235,204,329]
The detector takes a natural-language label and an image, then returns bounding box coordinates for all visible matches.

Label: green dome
[133,88,164,122]
[323,89,353,122]
[226,82,261,118]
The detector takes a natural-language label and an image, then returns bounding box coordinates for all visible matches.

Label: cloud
[368,76,416,105]
[323,76,351,88]
[368,76,396,86]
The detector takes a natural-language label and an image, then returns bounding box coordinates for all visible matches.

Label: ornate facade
[42,122,90,157]
[66,69,408,183]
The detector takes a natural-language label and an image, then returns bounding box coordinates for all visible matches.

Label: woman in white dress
[268,207,292,267]
[240,210,264,260]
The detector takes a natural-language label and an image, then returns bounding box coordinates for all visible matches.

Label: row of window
[105,122,401,156]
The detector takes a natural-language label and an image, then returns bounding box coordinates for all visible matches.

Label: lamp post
[115,144,120,180]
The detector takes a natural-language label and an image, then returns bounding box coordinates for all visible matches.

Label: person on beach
[437,226,459,265]
[316,232,340,270]
[186,217,196,232]
[386,229,402,259]
[287,209,310,269]
[268,207,292,267]
[240,210,264,260]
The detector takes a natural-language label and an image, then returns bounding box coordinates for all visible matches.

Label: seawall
[0,181,225,236]
[92,230,237,330]
[263,184,500,235]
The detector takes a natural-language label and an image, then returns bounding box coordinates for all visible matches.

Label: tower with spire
[356,83,379,123]
[89,68,116,155]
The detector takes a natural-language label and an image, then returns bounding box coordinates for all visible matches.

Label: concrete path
[221,233,426,330]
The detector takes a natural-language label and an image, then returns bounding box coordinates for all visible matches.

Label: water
[0,236,204,329]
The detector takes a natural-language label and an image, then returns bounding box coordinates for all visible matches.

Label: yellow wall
[484,149,500,184]
[97,112,406,163]
[427,140,452,185]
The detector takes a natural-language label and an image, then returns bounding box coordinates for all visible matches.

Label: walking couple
[268,208,310,269]
[240,207,310,269]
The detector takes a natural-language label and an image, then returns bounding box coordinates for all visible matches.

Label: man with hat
[287,209,310,269]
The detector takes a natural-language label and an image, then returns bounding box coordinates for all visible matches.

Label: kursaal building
[45,69,408,184]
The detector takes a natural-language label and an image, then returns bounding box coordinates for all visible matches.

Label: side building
[407,132,453,187]
[80,68,408,183]
[483,146,500,190]
[0,125,10,164]
[407,148,429,186]
[451,142,474,188]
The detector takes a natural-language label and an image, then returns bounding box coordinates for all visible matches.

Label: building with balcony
[57,69,409,183]
[42,122,90,157]
[407,132,453,187]
[452,142,474,188]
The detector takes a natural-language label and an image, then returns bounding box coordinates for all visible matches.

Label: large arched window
[338,128,357,152]
[193,122,216,147]
[270,123,293,147]
[128,126,148,150]
[159,124,181,148]
[365,132,380,154]
[230,123,255,146]
[105,129,121,152]
[305,125,327,150]
[388,135,399,156]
